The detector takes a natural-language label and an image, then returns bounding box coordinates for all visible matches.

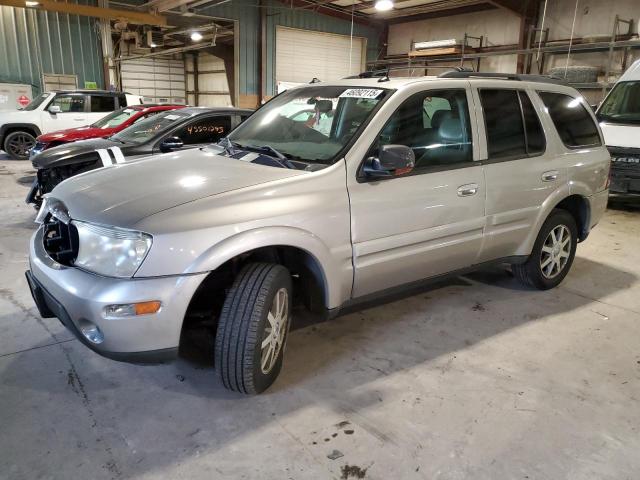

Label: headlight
[73,221,152,278]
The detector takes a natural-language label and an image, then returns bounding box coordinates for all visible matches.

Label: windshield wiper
[238,144,300,169]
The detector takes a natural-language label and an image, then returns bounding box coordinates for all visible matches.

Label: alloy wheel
[540,224,571,279]
[260,287,289,374]
[7,133,35,158]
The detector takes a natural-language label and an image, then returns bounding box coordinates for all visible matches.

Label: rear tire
[512,209,578,290]
[3,131,36,160]
[214,263,292,394]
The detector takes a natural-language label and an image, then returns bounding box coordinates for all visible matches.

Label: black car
[26,107,252,206]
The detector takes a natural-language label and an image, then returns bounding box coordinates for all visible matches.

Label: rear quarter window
[538,92,601,148]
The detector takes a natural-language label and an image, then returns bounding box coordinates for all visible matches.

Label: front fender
[184,226,350,309]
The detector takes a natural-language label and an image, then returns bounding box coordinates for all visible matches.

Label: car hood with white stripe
[30,138,134,169]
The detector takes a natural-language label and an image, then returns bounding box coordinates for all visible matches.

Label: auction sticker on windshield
[339,88,384,99]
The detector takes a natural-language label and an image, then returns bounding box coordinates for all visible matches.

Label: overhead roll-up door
[120,56,186,104]
[275,26,366,89]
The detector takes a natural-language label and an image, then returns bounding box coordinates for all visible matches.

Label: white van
[596,59,640,198]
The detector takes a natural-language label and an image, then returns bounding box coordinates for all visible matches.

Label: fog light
[80,322,104,344]
[104,301,161,318]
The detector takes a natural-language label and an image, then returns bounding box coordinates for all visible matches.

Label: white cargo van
[596,59,640,197]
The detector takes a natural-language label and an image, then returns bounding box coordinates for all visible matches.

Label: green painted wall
[0,0,104,94]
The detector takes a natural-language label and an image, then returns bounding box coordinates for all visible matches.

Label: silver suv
[26,73,610,394]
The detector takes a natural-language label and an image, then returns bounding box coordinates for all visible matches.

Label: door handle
[457,183,478,197]
[542,170,559,182]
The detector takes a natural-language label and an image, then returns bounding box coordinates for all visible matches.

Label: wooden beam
[0,0,167,26]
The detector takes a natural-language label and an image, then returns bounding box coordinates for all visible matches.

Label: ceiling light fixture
[190,31,203,41]
[25,1,40,6]
[374,0,393,11]
[150,42,157,48]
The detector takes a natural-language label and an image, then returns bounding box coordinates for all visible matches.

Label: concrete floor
[1,156,640,480]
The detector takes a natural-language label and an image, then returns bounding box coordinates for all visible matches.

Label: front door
[347,87,486,298]
[40,94,89,133]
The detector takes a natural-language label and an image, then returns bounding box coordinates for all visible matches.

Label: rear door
[472,84,565,262]
[347,84,486,298]
[40,93,89,132]
[88,94,117,124]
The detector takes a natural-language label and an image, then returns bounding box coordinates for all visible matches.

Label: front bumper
[27,227,208,363]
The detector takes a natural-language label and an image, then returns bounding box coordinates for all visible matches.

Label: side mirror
[48,105,61,114]
[363,144,415,179]
[159,136,184,153]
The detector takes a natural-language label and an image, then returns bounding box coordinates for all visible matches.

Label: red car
[31,104,185,154]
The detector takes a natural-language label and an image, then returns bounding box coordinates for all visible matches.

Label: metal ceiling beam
[385,2,496,23]
[0,0,167,25]
[352,0,481,13]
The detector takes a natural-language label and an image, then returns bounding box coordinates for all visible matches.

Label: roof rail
[438,71,567,85]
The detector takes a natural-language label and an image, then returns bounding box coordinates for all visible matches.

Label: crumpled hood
[48,148,307,229]
[32,138,124,168]
[600,123,640,149]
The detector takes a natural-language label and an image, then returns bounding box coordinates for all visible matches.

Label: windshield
[93,108,139,129]
[111,110,189,144]
[598,81,640,124]
[22,93,50,111]
[227,85,390,163]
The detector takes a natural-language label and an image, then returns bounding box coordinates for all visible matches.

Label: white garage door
[121,56,186,104]
[275,27,365,87]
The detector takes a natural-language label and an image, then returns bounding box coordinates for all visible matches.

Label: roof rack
[344,66,472,81]
[438,71,567,85]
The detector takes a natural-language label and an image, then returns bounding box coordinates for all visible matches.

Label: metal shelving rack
[369,16,638,100]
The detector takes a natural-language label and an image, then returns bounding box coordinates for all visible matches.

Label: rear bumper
[27,227,208,363]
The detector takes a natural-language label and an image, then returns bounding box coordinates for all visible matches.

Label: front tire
[4,131,36,160]
[215,263,292,394]
[513,209,578,290]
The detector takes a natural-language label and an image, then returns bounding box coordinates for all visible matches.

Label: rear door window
[519,91,545,155]
[538,92,601,148]
[480,90,526,160]
[174,115,232,145]
[90,95,116,112]
[480,89,546,160]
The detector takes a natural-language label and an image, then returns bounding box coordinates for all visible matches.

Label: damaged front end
[26,160,101,208]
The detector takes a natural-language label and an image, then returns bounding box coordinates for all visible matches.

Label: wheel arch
[185,227,346,311]
[520,187,590,256]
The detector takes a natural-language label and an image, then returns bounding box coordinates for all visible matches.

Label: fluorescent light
[25,1,39,6]
[190,31,203,41]
[150,42,157,48]
[374,0,393,11]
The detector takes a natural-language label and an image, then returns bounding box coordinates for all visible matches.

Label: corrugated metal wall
[0,1,104,94]
[198,0,382,98]
[198,0,260,100]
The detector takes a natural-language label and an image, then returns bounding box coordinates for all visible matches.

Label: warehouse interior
[1,0,640,478]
